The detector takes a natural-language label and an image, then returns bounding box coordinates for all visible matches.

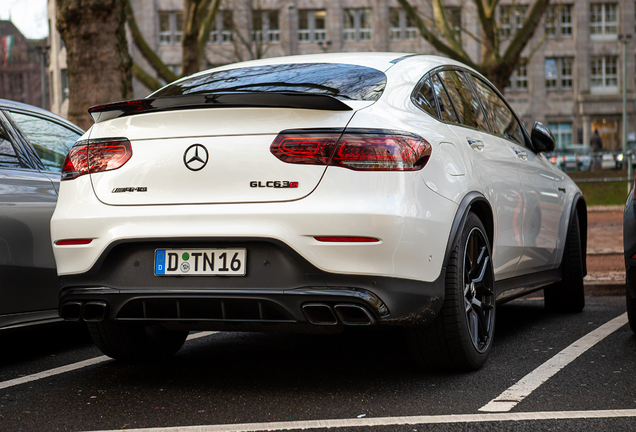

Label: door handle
[509,146,528,161]
[467,139,484,152]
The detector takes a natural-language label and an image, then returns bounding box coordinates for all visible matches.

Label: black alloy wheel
[407,212,495,371]
[463,225,495,354]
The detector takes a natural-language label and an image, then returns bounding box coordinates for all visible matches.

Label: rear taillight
[270,129,432,171]
[61,138,132,181]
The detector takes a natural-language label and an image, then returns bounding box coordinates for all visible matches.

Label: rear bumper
[58,238,446,331]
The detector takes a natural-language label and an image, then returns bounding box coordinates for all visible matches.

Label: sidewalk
[584,205,624,295]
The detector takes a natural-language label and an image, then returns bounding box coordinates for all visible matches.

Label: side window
[430,74,458,123]
[468,75,525,146]
[438,70,490,133]
[0,123,22,168]
[8,112,81,172]
[413,77,438,119]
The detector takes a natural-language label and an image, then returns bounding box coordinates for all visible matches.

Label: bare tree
[56,0,132,130]
[125,0,221,91]
[181,0,223,76]
[397,0,550,90]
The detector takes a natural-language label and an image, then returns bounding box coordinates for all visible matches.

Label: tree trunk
[57,0,132,130]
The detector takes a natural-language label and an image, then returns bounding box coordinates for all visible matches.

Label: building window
[548,122,573,149]
[590,56,618,93]
[343,8,372,42]
[253,10,280,43]
[158,11,183,45]
[545,57,574,90]
[499,5,527,39]
[298,9,326,43]
[507,59,528,91]
[210,10,233,44]
[545,4,573,37]
[389,7,417,41]
[590,3,617,40]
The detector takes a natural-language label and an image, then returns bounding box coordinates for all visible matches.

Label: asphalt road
[0,291,634,432]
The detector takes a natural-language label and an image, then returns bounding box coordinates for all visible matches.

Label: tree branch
[197,0,221,53]
[502,0,550,66]
[132,63,162,92]
[397,0,477,69]
[125,0,178,83]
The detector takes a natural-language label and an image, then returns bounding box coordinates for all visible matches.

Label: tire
[407,212,495,371]
[544,210,585,313]
[87,321,188,361]
[627,285,636,334]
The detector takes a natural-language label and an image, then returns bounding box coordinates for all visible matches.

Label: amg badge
[250,181,298,188]
[112,187,148,193]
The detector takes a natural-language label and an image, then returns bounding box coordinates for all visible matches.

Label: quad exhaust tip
[334,304,375,326]
[302,303,338,326]
[60,301,109,322]
[60,301,82,321]
[83,301,108,322]
[302,303,375,326]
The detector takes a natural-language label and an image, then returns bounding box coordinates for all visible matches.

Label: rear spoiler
[88,92,353,123]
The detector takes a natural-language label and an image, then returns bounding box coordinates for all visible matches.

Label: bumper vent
[116,298,295,323]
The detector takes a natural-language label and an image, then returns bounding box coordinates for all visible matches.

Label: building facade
[47,1,636,150]
[47,0,69,118]
[0,21,47,109]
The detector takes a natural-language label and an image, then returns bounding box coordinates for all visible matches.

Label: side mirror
[531,121,555,153]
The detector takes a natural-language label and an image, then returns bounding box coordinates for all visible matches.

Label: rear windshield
[151,63,387,101]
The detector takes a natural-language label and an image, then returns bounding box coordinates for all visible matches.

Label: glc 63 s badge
[250,181,298,188]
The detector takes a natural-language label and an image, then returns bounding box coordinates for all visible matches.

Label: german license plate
[154,248,247,276]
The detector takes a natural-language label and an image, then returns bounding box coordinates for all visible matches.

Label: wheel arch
[572,193,588,276]
[443,192,494,269]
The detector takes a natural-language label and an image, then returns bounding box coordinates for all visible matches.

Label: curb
[587,205,624,212]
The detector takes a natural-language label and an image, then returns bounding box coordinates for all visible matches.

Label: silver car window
[0,123,22,168]
[8,112,81,172]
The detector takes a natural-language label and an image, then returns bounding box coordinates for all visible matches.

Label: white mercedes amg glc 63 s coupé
[51,53,587,370]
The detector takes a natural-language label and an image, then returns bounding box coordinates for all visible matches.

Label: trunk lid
[88,106,364,205]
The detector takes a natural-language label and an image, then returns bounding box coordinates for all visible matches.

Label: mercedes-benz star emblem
[183,144,209,171]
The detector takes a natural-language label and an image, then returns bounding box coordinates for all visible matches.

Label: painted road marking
[83,409,636,432]
[479,313,628,412]
[0,331,217,390]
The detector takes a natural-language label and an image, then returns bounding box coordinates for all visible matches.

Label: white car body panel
[52,169,457,281]
[51,52,581,291]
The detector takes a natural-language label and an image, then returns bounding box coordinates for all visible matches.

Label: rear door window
[438,70,490,133]
[430,74,458,123]
[468,75,525,146]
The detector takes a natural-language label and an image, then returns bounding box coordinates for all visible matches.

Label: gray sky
[0,0,49,40]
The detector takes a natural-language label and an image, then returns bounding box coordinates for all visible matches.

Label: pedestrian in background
[591,129,603,170]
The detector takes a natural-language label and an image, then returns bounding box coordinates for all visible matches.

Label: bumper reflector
[314,237,379,243]
[55,239,93,246]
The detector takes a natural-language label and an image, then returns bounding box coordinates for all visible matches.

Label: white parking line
[479,313,628,412]
[0,331,217,391]
[82,409,636,432]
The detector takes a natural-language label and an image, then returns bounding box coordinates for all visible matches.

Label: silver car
[0,99,83,330]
